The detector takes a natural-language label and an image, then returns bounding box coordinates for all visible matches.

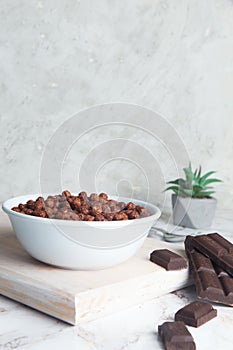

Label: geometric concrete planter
[171,194,217,229]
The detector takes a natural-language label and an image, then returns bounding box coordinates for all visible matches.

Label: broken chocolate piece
[175,301,217,327]
[150,249,187,271]
[185,243,233,306]
[158,321,196,350]
[185,233,233,276]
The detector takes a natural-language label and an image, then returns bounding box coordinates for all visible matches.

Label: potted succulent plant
[165,164,222,229]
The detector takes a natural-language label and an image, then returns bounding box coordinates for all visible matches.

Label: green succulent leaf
[193,185,204,193]
[195,191,215,198]
[197,165,202,178]
[199,186,214,190]
[180,188,193,197]
[164,186,179,194]
[167,179,185,186]
[201,178,222,186]
[200,171,216,183]
[192,177,201,186]
[183,167,194,183]
[182,181,193,189]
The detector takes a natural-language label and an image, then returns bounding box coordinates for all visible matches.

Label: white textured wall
[0,0,233,211]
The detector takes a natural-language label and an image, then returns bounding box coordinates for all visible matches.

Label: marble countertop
[1,209,233,350]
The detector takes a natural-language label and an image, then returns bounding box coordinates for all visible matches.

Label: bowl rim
[2,194,161,226]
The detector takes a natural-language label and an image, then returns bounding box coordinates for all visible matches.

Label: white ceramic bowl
[2,195,161,270]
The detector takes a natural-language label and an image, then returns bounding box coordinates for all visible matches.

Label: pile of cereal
[11,191,151,221]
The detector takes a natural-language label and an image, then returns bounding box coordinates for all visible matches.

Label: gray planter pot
[171,194,217,229]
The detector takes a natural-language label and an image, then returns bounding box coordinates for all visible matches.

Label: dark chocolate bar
[150,249,187,271]
[185,233,233,276]
[158,321,196,350]
[175,301,217,327]
[185,243,233,306]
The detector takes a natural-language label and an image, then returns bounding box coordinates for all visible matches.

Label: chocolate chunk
[150,249,187,271]
[185,244,233,306]
[158,321,196,350]
[175,301,217,327]
[185,233,233,276]
[191,251,215,272]
[213,264,229,277]
[219,276,233,297]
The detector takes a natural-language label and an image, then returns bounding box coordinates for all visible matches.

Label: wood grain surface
[0,229,191,325]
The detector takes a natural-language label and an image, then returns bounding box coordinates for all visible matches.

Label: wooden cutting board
[0,227,190,325]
